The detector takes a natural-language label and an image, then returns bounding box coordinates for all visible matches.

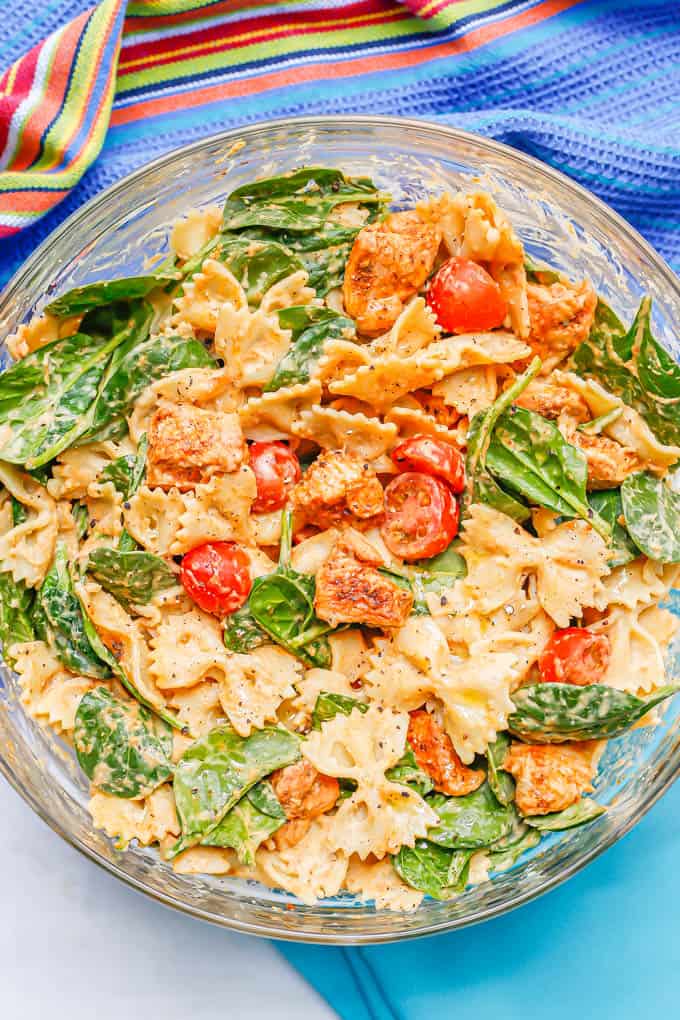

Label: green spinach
[223,603,268,653]
[311,691,369,730]
[0,572,35,666]
[45,275,177,318]
[217,237,304,306]
[392,841,473,900]
[99,434,148,500]
[170,724,300,856]
[509,681,680,742]
[524,798,605,831]
[74,687,173,799]
[488,826,541,871]
[620,471,680,563]
[202,780,286,864]
[486,733,515,806]
[588,488,639,567]
[379,543,467,616]
[385,745,434,798]
[265,306,354,392]
[86,548,176,610]
[426,784,516,849]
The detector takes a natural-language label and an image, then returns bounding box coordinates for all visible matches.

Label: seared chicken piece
[343,210,441,336]
[408,709,485,796]
[525,278,597,372]
[147,404,244,491]
[567,428,642,489]
[504,741,597,816]
[314,530,413,629]
[514,379,590,423]
[270,759,339,850]
[290,450,384,528]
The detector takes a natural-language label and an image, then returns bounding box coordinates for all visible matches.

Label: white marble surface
[0,779,336,1019]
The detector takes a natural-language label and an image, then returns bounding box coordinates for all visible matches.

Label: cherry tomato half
[538,627,611,686]
[381,472,459,561]
[392,435,465,494]
[249,441,301,513]
[426,256,507,334]
[181,541,251,616]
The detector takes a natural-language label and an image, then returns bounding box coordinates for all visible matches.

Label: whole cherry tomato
[392,435,465,493]
[538,627,611,686]
[249,441,301,513]
[180,541,251,615]
[426,256,507,334]
[381,472,459,561]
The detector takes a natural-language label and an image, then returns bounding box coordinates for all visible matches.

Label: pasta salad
[2,166,679,910]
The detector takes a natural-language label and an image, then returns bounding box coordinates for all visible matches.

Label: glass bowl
[1,116,679,944]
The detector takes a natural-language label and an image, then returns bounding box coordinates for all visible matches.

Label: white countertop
[0,779,336,1019]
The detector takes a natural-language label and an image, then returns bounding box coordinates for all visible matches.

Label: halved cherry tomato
[392,435,465,493]
[426,256,507,334]
[181,541,251,615]
[381,472,459,561]
[538,627,611,686]
[249,441,301,513]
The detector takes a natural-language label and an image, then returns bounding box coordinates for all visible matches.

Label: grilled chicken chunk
[270,760,340,849]
[408,709,485,796]
[290,450,384,528]
[147,404,244,491]
[503,741,597,816]
[526,278,597,372]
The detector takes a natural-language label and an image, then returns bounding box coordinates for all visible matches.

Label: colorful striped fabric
[0,0,678,293]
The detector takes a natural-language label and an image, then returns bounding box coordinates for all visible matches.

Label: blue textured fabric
[279,781,680,1019]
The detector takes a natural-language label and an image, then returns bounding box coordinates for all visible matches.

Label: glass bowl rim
[1,113,679,944]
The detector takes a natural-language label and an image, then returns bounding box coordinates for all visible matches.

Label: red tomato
[249,441,301,513]
[426,256,507,334]
[538,627,611,686]
[391,435,465,494]
[381,472,459,561]
[181,541,251,615]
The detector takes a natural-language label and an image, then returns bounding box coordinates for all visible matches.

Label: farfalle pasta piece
[149,608,229,691]
[129,367,239,443]
[368,297,440,358]
[345,856,424,912]
[167,681,225,737]
[593,559,680,612]
[124,486,186,556]
[590,604,678,695]
[90,785,180,848]
[384,400,466,447]
[215,302,292,388]
[434,651,519,763]
[172,846,235,875]
[260,270,315,314]
[170,205,222,260]
[173,465,256,553]
[172,258,246,334]
[12,640,63,705]
[13,638,96,737]
[292,405,398,460]
[303,706,437,859]
[290,527,341,574]
[239,380,323,441]
[315,338,372,386]
[0,463,57,587]
[218,645,302,737]
[79,480,124,556]
[6,310,81,360]
[256,815,348,904]
[47,440,129,500]
[431,365,498,418]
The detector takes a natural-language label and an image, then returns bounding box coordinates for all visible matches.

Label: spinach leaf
[465,357,541,523]
[202,780,286,864]
[524,256,561,285]
[570,297,680,447]
[380,543,467,616]
[86,548,176,610]
[265,306,354,392]
[385,745,434,798]
[217,237,304,306]
[34,543,111,679]
[223,603,268,653]
[621,471,680,563]
[524,798,605,831]
[426,784,516,849]
[0,302,151,469]
[99,434,147,500]
[73,687,173,799]
[588,488,639,567]
[118,529,139,552]
[393,841,473,900]
[77,332,214,445]
[222,168,382,233]
[488,826,541,871]
[486,733,515,806]
[509,681,680,742]
[0,572,35,666]
[576,407,623,435]
[170,724,301,856]
[486,405,611,540]
[246,221,364,295]
[10,496,27,526]
[72,502,89,540]
[45,275,177,318]
[311,691,369,730]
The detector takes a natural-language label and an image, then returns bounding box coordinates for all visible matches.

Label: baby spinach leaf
[524,798,605,831]
[509,681,680,742]
[393,841,473,900]
[577,407,623,436]
[0,572,35,666]
[170,724,301,856]
[621,471,680,563]
[485,405,611,540]
[74,687,173,799]
[99,434,147,500]
[588,488,639,567]
[385,744,434,798]
[86,548,176,610]
[265,306,354,392]
[10,496,27,526]
[570,297,680,447]
[222,168,381,233]
[202,780,286,864]
[486,733,515,806]
[246,221,363,295]
[223,603,268,653]
[380,544,467,616]
[72,502,89,540]
[465,357,541,523]
[488,826,541,871]
[426,784,516,849]
[34,543,111,679]
[311,692,369,730]
[217,237,304,306]
[45,275,177,318]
